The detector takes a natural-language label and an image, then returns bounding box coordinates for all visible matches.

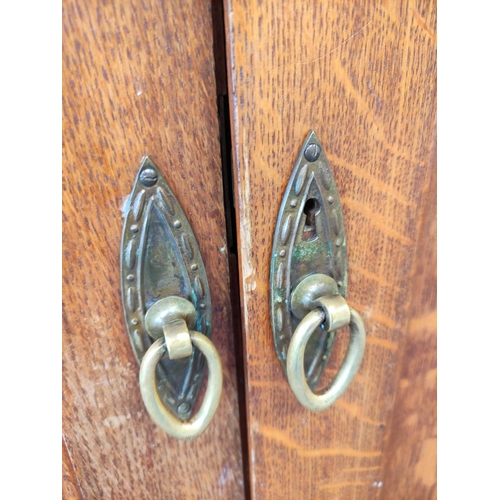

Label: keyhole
[302,198,320,241]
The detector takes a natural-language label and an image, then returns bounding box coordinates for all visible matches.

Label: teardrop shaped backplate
[120,156,211,420]
[270,131,348,389]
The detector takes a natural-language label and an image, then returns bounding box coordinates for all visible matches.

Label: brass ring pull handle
[286,274,366,412]
[140,332,222,440]
[138,297,223,440]
[287,305,366,412]
[121,159,221,439]
[269,132,367,411]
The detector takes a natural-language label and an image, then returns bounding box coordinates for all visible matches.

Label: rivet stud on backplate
[304,142,321,162]
[139,167,158,187]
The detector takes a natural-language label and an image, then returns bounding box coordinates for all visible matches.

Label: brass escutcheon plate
[120,156,212,420]
[270,131,348,389]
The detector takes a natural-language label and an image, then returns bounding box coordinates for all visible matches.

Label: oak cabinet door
[63,0,436,498]
[62,0,244,498]
[224,0,437,498]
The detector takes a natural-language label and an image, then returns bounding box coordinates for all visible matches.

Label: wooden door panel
[381,159,436,498]
[223,0,436,498]
[62,1,244,498]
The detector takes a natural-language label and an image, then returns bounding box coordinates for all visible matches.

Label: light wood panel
[381,154,436,498]
[63,439,82,499]
[224,0,436,498]
[62,0,244,497]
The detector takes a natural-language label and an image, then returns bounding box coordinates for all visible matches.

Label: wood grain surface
[62,0,244,498]
[381,154,436,499]
[223,0,437,498]
[63,439,83,499]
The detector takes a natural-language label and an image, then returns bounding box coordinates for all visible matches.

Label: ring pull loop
[140,333,222,440]
[286,274,366,412]
[139,297,223,440]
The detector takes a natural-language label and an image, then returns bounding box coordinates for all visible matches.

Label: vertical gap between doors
[211,1,251,498]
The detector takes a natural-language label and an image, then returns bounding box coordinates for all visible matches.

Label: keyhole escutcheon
[302,198,320,241]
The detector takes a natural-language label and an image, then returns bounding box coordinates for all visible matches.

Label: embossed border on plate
[270,131,348,389]
[120,156,212,420]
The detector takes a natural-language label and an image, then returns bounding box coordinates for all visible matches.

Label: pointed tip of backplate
[140,154,155,168]
[270,131,348,389]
